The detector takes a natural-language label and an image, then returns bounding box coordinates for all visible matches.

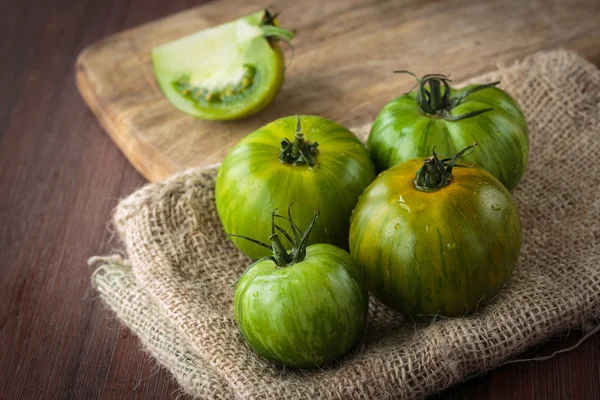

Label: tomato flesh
[152,11,286,120]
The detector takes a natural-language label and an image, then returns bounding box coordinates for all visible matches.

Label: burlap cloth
[91,50,600,399]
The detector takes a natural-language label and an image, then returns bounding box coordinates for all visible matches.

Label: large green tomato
[216,115,376,260]
[349,146,522,317]
[153,10,292,121]
[234,209,368,368]
[368,72,529,190]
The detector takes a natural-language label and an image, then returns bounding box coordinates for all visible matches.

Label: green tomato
[216,115,376,260]
[368,72,529,190]
[234,209,368,369]
[349,145,522,317]
[152,10,292,120]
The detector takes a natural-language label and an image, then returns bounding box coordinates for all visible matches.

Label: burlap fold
[91,50,600,399]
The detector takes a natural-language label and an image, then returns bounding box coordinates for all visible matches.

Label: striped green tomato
[368,72,529,190]
[233,209,368,368]
[349,145,522,317]
[216,115,376,260]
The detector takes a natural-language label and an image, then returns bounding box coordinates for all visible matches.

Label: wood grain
[75,0,600,182]
[1,0,599,399]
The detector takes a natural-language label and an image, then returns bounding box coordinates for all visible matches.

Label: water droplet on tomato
[398,195,411,212]
[253,291,259,297]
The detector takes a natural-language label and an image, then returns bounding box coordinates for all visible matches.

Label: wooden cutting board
[76,0,600,182]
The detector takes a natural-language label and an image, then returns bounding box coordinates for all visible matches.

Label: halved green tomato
[152,10,293,120]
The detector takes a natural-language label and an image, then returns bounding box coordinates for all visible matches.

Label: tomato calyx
[229,205,320,287]
[414,143,478,192]
[260,9,295,52]
[279,116,320,167]
[394,71,501,122]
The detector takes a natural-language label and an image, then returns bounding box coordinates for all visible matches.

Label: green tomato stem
[292,209,320,264]
[270,233,292,266]
[260,9,295,47]
[394,71,501,121]
[269,209,293,266]
[229,204,321,286]
[261,25,295,42]
[429,79,443,111]
[279,116,319,166]
[292,127,303,159]
[414,143,478,192]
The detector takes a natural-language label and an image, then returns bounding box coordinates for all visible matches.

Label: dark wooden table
[1,0,599,399]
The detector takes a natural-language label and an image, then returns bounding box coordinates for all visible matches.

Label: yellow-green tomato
[216,115,376,260]
[349,146,522,317]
